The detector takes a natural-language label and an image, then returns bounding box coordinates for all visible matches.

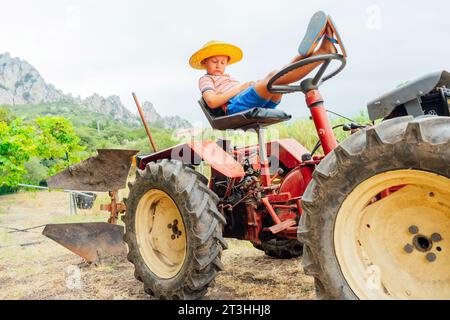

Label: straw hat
[189,40,243,70]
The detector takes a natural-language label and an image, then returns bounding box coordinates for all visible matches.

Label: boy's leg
[254,73,283,103]
[275,26,337,85]
[253,27,336,101]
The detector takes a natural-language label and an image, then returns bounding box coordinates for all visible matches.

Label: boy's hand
[239,81,255,92]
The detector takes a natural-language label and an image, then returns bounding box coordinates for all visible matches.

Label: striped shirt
[199,74,240,112]
[199,73,240,95]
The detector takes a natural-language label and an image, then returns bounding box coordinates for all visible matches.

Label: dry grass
[0,191,315,300]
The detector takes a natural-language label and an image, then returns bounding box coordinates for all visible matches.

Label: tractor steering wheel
[267,53,346,94]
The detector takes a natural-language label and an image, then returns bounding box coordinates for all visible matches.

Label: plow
[44,148,138,262]
[43,12,449,300]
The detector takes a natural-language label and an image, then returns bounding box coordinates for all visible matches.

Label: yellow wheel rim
[334,169,450,299]
[136,189,187,279]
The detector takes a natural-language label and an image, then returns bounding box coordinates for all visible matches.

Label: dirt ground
[0,191,315,300]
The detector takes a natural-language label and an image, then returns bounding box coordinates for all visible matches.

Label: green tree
[0,118,37,187]
[23,156,48,186]
[35,116,85,175]
[1,113,87,190]
[0,106,16,124]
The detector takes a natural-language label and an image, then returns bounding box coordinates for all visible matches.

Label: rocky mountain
[0,53,70,105]
[141,101,191,130]
[0,52,191,129]
[82,93,138,125]
[141,101,163,123]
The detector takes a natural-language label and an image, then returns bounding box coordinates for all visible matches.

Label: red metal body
[279,168,306,198]
[245,204,263,244]
[306,90,338,155]
[139,88,340,244]
[139,141,245,179]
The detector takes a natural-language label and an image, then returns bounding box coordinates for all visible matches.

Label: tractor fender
[138,141,245,179]
[242,138,310,171]
[267,138,310,169]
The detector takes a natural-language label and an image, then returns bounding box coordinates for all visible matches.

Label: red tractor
[125,63,450,299]
[45,36,450,300]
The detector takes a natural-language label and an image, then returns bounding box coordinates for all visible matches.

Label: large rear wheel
[123,159,227,300]
[298,116,450,299]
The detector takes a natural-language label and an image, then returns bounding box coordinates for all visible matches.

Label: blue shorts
[226,87,281,115]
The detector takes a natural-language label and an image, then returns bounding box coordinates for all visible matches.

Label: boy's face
[201,55,229,75]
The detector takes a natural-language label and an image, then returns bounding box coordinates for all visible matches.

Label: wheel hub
[334,169,450,299]
[135,189,187,279]
[412,234,432,252]
[404,225,443,261]
[168,219,183,240]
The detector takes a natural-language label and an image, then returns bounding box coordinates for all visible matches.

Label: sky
[0,0,449,125]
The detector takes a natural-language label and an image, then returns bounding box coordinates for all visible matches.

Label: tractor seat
[198,99,291,131]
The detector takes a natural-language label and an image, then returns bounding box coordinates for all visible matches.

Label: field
[0,191,315,300]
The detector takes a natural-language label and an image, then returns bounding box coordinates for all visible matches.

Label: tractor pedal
[268,219,297,234]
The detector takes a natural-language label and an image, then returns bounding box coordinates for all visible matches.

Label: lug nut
[404,244,414,253]
[408,225,419,234]
[426,253,436,262]
[167,223,172,229]
[171,235,176,240]
[431,233,442,242]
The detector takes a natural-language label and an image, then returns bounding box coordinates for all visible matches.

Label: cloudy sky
[1,0,448,124]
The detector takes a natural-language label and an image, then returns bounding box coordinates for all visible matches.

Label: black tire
[253,239,303,259]
[123,159,227,300]
[298,116,450,299]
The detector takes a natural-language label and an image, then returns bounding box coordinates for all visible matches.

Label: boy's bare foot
[298,11,328,57]
[290,26,337,64]
[316,26,337,54]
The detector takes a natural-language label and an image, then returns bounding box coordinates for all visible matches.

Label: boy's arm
[203,82,254,109]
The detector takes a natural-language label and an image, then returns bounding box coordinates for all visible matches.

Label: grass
[0,191,115,264]
[49,213,111,224]
[0,201,13,248]
[0,194,18,208]
[0,191,316,300]
[0,226,13,246]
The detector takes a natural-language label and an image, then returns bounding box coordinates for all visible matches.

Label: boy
[189,11,344,115]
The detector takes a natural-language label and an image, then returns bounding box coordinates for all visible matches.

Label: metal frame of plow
[46,149,139,192]
[42,149,138,263]
[42,223,126,263]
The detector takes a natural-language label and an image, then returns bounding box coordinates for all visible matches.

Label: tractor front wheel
[123,159,227,300]
[298,116,450,299]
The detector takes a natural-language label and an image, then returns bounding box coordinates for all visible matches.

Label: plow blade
[42,223,126,263]
[46,149,139,192]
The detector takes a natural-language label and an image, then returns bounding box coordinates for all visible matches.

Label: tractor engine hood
[367,70,449,120]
